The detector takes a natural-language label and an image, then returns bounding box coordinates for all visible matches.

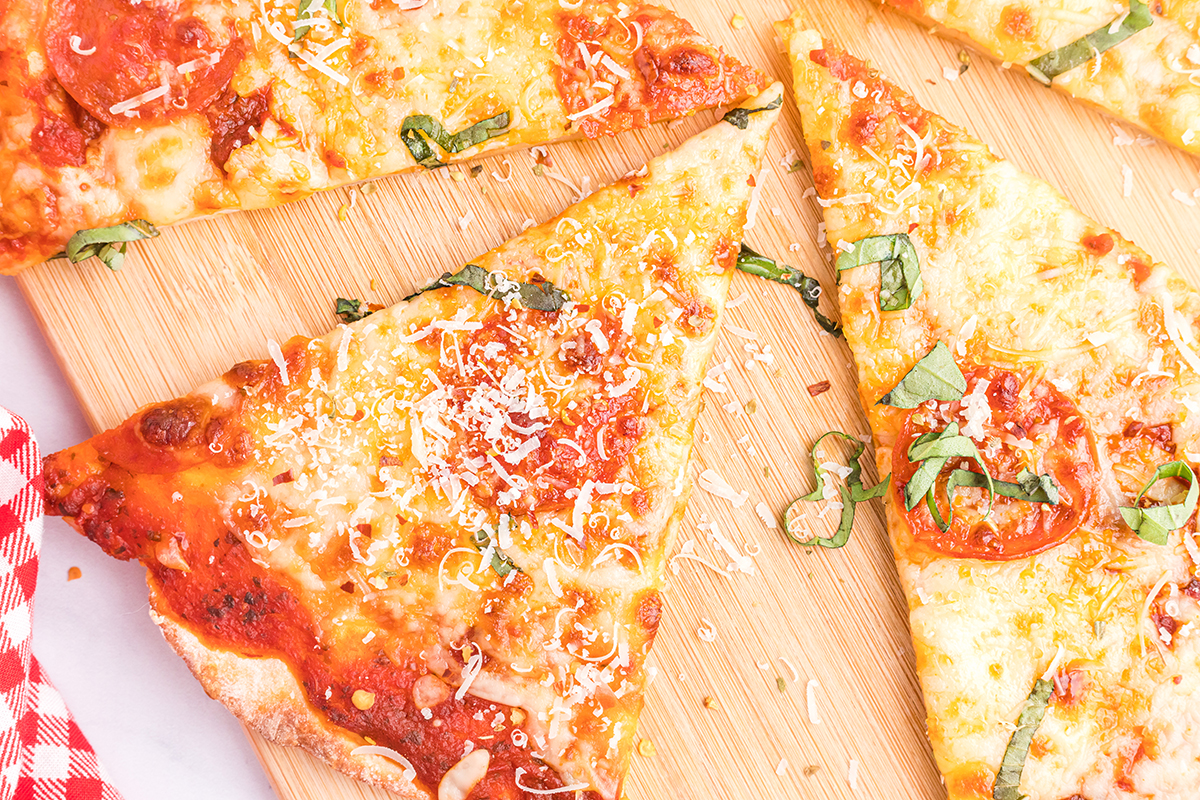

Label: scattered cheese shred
[698,469,749,508]
[109,82,170,115]
[267,339,290,385]
[349,745,417,782]
[514,768,590,794]
[454,644,484,701]
[567,95,615,121]
[806,679,822,725]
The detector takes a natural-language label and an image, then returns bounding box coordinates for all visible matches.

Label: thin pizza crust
[151,585,425,800]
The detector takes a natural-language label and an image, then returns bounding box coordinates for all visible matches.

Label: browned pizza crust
[150,583,426,799]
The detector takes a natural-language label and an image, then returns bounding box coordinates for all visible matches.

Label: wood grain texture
[14,1,1200,798]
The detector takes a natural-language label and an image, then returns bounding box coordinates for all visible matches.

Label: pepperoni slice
[45,0,241,126]
[892,365,1098,560]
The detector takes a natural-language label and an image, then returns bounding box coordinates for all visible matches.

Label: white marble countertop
[0,278,277,800]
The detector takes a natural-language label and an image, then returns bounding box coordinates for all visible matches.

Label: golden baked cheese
[780,14,1200,800]
[880,0,1200,156]
[42,85,782,799]
[0,0,765,273]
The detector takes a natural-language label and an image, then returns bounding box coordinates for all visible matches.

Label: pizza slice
[0,0,766,275]
[779,14,1200,800]
[876,0,1200,156]
[41,85,782,799]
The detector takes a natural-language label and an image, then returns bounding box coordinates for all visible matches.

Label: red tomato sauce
[552,5,764,139]
[44,424,597,799]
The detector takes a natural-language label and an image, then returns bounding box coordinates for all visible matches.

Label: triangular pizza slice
[877,0,1200,156]
[3,0,767,273]
[779,14,1200,800]
[42,85,783,799]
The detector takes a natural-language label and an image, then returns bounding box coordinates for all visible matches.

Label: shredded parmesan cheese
[698,469,749,507]
[349,745,417,782]
[454,644,484,701]
[567,95,615,121]
[267,339,290,385]
[513,768,590,794]
[806,679,822,725]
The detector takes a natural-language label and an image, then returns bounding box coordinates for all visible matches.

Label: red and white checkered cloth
[0,409,123,800]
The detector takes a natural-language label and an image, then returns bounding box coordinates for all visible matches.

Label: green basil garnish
[902,423,999,532]
[400,112,511,169]
[736,244,841,336]
[470,522,521,577]
[1026,0,1153,85]
[878,342,966,408]
[1119,460,1198,545]
[904,423,990,509]
[64,220,159,271]
[722,96,783,130]
[950,468,1059,505]
[404,264,569,312]
[992,678,1054,800]
[836,233,922,312]
[905,425,1060,532]
[783,431,889,549]
[293,0,342,41]
[334,298,373,323]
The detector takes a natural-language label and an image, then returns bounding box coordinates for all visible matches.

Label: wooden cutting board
[16,0,1200,798]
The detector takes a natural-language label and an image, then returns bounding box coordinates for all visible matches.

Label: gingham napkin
[0,409,123,800]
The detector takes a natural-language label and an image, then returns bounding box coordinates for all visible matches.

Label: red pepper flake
[1173,675,1184,685]
[340,581,355,593]
[747,174,757,187]
[908,222,919,233]
[806,380,832,397]
[380,456,402,467]
[67,566,82,581]
[356,523,373,537]
[272,470,295,485]
[352,409,365,422]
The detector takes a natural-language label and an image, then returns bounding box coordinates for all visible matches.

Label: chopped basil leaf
[949,468,1060,505]
[736,244,842,336]
[903,423,996,531]
[836,233,922,311]
[904,423,981,509]
[784,430,888,549]
[992,678,1054,800]
[722,96,783,129]
[400,111,511,169]
[1026,0,1153,85]
[470,523,522,577]
[1118,460,1198,545]
[878,342,967,408]
[334,298,373,323]
[293,0,342,41]
[404,264,569,312]
[65,220,159,271]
